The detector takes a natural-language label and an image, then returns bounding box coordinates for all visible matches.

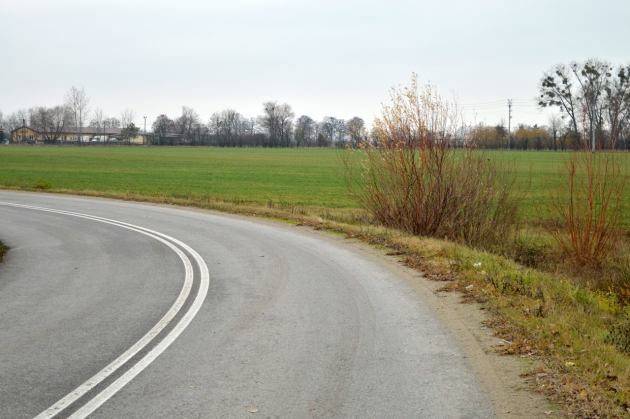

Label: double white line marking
[0,202,210,419]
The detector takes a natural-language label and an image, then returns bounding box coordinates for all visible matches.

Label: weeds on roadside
[344,75,520,249]
[34,178,52,189]
[546,150,628,267]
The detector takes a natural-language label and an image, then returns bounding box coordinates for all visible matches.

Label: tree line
[3,59,628,150]
[150,102,367,148]
[0,87,368,148]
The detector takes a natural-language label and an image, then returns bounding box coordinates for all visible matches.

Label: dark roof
[12,125,123,135]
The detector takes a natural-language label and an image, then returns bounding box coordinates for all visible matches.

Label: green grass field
[1,147,629,223]
[0,147,354,208]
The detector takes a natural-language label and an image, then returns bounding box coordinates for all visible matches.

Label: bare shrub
[546,151,628,267]
[344,75,520,249]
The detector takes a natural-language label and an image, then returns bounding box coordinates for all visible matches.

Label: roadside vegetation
[0,240,6,263]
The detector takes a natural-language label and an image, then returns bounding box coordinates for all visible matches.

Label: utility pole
[507,99,512,150]
[143,116,147,145]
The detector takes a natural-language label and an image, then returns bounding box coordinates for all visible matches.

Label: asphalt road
[0,191,494,419]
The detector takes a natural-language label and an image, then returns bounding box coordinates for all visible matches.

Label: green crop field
[1,147,630,223]
[0,147,354,208]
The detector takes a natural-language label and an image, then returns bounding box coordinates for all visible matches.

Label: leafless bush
[546,150,628,266]
[344,75,520,249]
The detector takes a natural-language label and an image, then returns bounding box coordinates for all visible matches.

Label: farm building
[10,125,147,144]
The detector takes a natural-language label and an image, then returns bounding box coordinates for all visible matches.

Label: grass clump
[34,178,52,189]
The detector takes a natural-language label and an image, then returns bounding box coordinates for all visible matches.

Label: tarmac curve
[0,191,494,419]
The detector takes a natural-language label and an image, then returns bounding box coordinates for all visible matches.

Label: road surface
[0,191,494,418]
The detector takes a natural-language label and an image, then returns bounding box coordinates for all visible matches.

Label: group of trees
[539,59,630,150]
[151,102,367,148]
[469,59,630,151]
[470,120,572,150]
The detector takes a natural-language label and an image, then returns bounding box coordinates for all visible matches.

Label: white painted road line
[0,202,210,419]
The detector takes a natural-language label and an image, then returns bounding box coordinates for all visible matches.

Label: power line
[460,99,532,106]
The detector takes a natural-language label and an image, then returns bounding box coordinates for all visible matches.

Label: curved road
[0,191,494,418]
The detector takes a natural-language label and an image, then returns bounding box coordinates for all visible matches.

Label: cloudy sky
[2,0,628,129]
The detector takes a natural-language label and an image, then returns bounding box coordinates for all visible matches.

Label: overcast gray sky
[2,0,628,129]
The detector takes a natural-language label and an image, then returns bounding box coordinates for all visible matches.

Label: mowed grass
[0,147,355,208]
[2,146,630,223]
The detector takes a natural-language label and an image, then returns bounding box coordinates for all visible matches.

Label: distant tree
[512,124,551,150]
[321,117,337,144]
[152,114,175,145]
[103,117,121,128]
[259,101,294,147]
[121,109,137,145]
[89,108,105,141]
[334,118,348,147]
[346,117,366,148]
[64,86,90,145]
[4,109,28,133]
[316,132,330,147]
[294,115,315,147]
[605,64,630,149]
[547,114,564,150]
[175,106,201,145]
[121,122,140,145]
[495,119,508,149]
[29,105,71,143]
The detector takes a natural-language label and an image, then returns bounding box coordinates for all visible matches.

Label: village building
[10,126,148,144]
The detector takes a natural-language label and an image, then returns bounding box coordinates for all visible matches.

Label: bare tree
[321,117,338,144]
[605,64,630,149]
[259,101,294,147]
[547,114,564,150]
[121,109,137,145]
[5,109,28,133]
[346,117,366,148]
[175,106,201,145]
[29,106,71,143]
[152,114,175,145]
[539,59,615,150]
[294,115,315,147]
[64,86,91,145]
[103,117,121,128]
[89,108,105,141]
